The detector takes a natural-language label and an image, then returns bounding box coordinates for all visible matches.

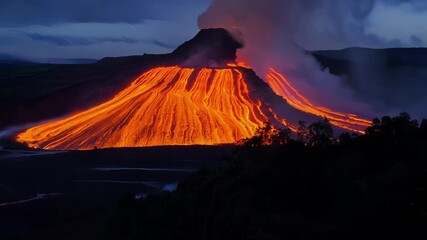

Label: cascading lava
[17,66,273,150]
[265,68,371,133]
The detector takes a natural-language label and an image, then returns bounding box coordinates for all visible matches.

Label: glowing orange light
[265,67,371,133]
[267,107,299,133]
[227,61,251,69]
[17,66,275,150]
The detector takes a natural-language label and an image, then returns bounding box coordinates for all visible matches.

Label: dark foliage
[108,113,427,240]
[307,117,334,147]
[240,121,291,147]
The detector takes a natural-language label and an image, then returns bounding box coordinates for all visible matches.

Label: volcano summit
[16,29,368,150]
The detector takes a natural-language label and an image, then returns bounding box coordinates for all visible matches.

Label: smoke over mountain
[198,0,427,119]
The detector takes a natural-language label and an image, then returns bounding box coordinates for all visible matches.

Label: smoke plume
[198,0,427,119]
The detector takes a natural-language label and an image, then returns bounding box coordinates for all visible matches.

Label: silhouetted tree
[421,119,427,136]
[365,112,419,145]
[421,119,427,131]
[338,132,353,146]
[241,121,291,146]
[307,117,334,147]
[365,117,381,136]
[297,120,309,143]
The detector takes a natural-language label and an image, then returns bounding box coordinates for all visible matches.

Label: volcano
[16,29,369,150]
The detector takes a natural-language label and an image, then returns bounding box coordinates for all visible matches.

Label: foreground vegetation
[107,113,427,240]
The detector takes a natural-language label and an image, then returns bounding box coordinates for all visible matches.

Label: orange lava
[227,62,251,69]
[17,66,272,150]
[265,67,371,133]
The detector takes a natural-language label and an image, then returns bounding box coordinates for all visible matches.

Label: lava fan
[17,66,280,150]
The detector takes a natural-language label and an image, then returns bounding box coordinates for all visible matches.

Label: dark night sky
[0,0,210,60]
[0,0,426,60]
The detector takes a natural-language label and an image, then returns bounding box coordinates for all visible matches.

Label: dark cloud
[150,40,176,49]
[24,32,140,46]
[0,0,209,60]
[22,32,177,50]
[0,0,206,26]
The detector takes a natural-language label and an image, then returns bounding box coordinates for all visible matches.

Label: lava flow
[17,66,272,150]
[16,65,371,150]
[266,67,371,133]
[227,62,250,68]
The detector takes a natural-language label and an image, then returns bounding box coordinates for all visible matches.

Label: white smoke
[198,0,427,119]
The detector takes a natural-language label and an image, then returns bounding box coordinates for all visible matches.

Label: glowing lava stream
[266,67,371,133]
[17,65,371,150]
[17,66,271,150]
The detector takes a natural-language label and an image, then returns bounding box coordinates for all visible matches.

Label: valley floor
[0,145,232,240]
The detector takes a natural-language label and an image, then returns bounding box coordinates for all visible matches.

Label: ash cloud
[198,0,427,120]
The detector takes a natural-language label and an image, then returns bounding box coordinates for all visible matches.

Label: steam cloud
[198,0,427,120]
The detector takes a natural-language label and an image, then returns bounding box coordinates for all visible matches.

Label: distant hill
[37,58,98,64]
[313,47,427,75]
[313,47,427,120]
[0,53,32,64]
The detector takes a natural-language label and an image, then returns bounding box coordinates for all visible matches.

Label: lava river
[17,66,272,150]
[266,68,371,133]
